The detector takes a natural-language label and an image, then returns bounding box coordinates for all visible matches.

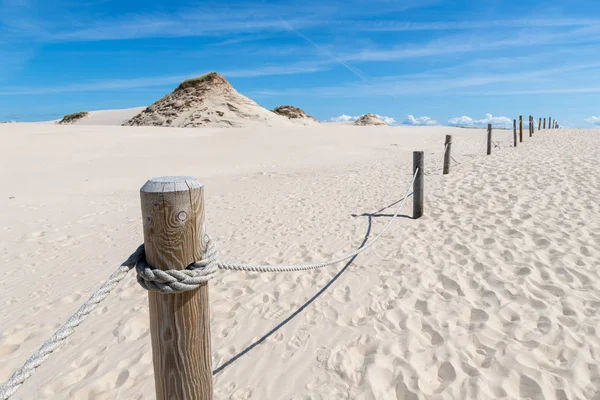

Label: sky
[2,0,600,127]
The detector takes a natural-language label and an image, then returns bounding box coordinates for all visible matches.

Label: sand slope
[53,107,146,126]
[355,113,388,126]
[0,124,599,399]
[124,73,293,128]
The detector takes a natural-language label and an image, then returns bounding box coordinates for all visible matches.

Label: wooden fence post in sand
[538,117,542,131]
[487,124,492,155]
[529,116,533,137]
[549,117,552,129]
[513,119,517,147]
[413,152,424,219]
[543,118,546,129]
[140,176,213,400]
[519,116,523,142]
[443,135,452,175]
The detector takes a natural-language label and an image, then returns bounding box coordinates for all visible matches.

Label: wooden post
[529,116,533,137]
[413,152,423,219]
[487,123,492,155]
[549,117,552,129]
[513,119,517,147]
[443,135,452,175]
[543,118,546,129]
[538,117,542,131]
[519,116,523,142]
[141,176,213,400]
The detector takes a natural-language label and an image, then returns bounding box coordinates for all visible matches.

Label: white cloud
[402,115,437,126]
[585,116,600,125]
[448,115,474,126]
[448,113,512,128]
[377,115,396,124]
[330,114,359,122]
[329,114,396,124]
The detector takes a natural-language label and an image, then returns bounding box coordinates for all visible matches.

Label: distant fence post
[538,117,542,131]
[140,176,213,400]
[487,123,492,155]
[549,117,552,129]
[443,135,452,175]
[543,118,546,129]
[513,119,517,147]
[519,116,523,142]
[529,115,533,137]
[413,152,423,219]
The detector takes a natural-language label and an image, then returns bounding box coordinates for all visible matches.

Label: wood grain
[141,176,212,400]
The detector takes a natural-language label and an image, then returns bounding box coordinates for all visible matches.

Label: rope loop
[135,235,220,293]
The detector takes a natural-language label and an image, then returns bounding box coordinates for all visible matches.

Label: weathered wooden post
[443,135,452,175]
[519,116,523,142]
[538,117,542,131]
[413,152,423,219]
[529,116,533,137]
[141,176,213,400]
[513,119,517,147]
[487,123,492,155]
[549,117,552,129]
[543,118,546,129]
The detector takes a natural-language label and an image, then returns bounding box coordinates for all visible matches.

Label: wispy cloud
[0,62,331,95]
[348,18,600,32]
[584,116,600,125]
[252,61,600,98]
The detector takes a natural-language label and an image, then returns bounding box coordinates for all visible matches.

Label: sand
[54,107,146,126]
[0,121,599,400]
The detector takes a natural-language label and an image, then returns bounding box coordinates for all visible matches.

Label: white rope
[0,246,144,400]
[424,144,447,175]
[216,168,418,272]
[0,169,419,399]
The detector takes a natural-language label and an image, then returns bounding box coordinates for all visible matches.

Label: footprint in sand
[436,362,457,392]
[519,374,543,399]
[422,324,444,346]
[537,316,552,334]
[281,327,310,359]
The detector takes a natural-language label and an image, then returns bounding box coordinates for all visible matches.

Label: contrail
[279,18,371,82]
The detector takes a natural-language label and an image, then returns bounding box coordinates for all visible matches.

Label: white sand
[54,107,146,126]
[0,122,599,399]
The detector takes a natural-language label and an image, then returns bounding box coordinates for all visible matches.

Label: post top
[141,176,202,193]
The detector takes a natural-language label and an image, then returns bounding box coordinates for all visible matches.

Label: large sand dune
[0,123,599,399]
[124,73,294,128]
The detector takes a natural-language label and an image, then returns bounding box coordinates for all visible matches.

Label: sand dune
[355,113,388,126]
[0,123,599,399]
[124,72,294,128]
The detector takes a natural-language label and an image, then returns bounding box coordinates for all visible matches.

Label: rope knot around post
[136,235,220,293]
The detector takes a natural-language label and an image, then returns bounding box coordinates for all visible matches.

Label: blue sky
[2,0,600,127]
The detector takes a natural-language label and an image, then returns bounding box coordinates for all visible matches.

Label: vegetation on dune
[175,72,228,91]
[59,111,89,124]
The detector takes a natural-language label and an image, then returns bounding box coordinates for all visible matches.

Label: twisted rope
[0,169,419,399]
[424,144,448,176]
[0,246,144,400]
